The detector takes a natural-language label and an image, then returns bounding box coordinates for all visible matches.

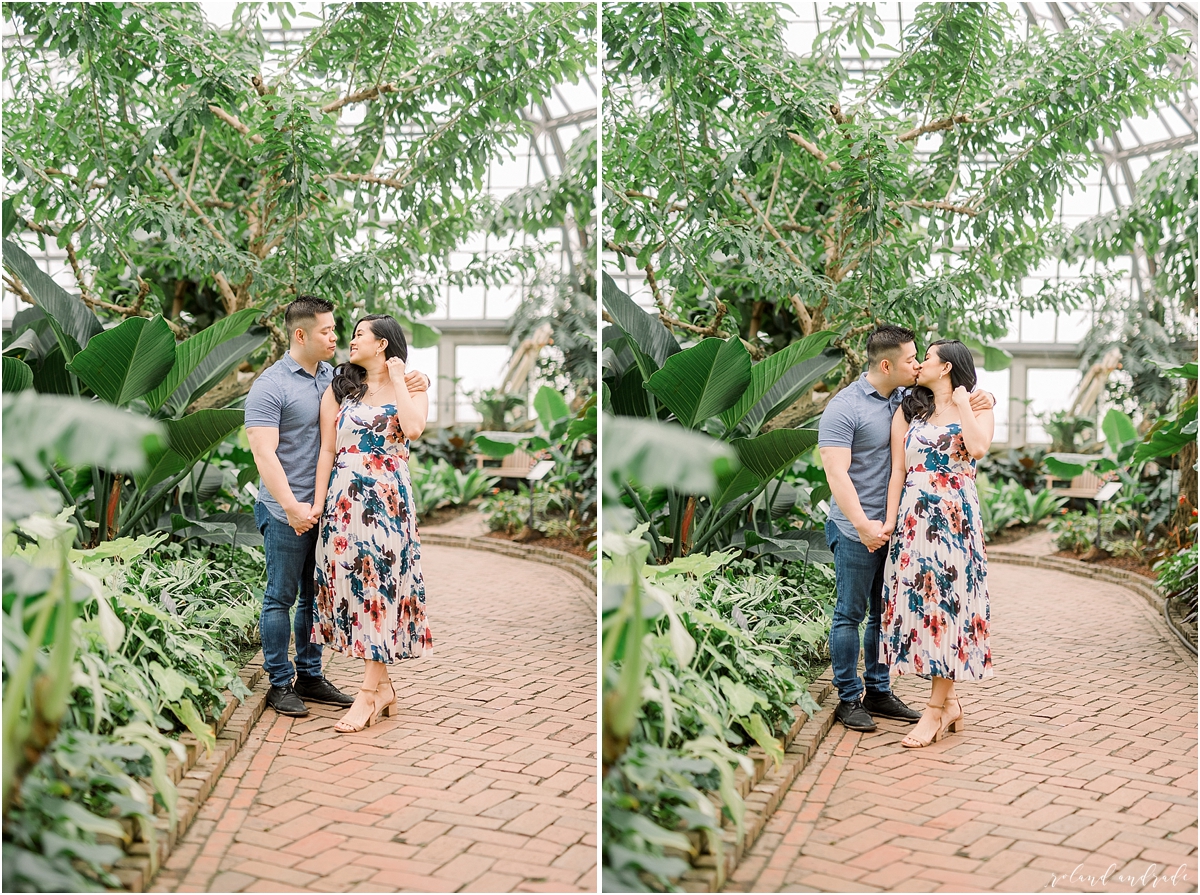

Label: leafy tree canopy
[603,1,1191,427]
[3,1,595,350]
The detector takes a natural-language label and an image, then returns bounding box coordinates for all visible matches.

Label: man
[245,295,429,717]
[818,324,993,733]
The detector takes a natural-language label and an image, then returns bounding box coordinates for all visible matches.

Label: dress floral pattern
[312,399,431,663]
[880,418,992,681]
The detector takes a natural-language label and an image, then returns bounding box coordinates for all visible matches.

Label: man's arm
[820,446,888,552]
[968,389,996,415]
[246,426,314,534]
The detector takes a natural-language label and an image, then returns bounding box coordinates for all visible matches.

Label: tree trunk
[1173,377,1197,537]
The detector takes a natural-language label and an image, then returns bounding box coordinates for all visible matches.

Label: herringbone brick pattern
[724,563,1197,893]
[152,544,597,893]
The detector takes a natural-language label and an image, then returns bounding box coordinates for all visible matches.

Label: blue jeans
[255,502,323,688]
[826,520,892,704]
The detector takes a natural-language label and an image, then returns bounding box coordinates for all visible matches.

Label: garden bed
[112,655,269,892]
[485,528,594,559]
[673,671,836,893]
[1052,549,1158,580]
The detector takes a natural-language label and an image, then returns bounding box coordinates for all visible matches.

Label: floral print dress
[880,417,992,681]
[312,400,432,663]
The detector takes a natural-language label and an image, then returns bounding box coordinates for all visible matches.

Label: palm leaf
[718,331,835,430]
[135,408,245,490]
[731,428,820,481]
[67,315,177,406]
[144,307,260,412]
[2,239,102,360]
[645,337,751,429]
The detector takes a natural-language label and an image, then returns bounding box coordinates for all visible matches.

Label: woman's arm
[385,357,429,440]
[883,407,909,539]
[312,387,340,515]
[954,387,995,458]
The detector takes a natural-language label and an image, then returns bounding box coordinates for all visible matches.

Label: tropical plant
[603,274,837,561]
[603,2,1189,426]
[1038,410,1097,454]
[1157,538,1198,632]
[1065,151,1197,419]
[2,240,265,548]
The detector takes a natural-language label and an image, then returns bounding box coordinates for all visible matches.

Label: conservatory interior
[3,3,598,893]
[601,3,1196,893]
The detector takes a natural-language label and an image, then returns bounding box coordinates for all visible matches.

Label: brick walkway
[152,544,597,893]
[724,562,1197,893]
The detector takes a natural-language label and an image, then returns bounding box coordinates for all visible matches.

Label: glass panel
[1019,309,1056,342]
[449,283,485,319]
[454,344,512,424]
[976,368,1010,445]
[1056,309,1093,343]
[487,283,522,320]
[1025,368,1083,444]
[406,346,438,423]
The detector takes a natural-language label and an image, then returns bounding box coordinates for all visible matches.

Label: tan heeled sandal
[901,696,964,748]
[334,679,397,733]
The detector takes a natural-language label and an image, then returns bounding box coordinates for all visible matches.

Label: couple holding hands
[245,296,433,735]
[818,325,996,749]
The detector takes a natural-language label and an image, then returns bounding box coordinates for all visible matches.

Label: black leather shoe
[864,690,922,723]
[266,684,309,717]
[835,698,877,732]
[295,675,355,707]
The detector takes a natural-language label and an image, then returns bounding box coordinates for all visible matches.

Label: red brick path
[152,544,597,893]
[723,562,1197,893]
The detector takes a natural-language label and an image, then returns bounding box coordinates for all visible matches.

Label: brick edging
[676,668,837,892]
[118,653,270,892]
[420,532,596,607]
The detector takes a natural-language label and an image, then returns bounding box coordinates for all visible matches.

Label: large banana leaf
[712,464,761,510]
[31,343,74,395]
[609,360,653,418]
[645,337,751,429]
[3,391,163,473]
[731,428,820,481]
[718,331,836,430]
[160,330,267,418]
[68,315,177,406]
[144,307,261,412]
[2,239,102,360]
[602,272,680,377]
[741,348,844,435]
[603,414,734,503]
[135,408,245,490]
[3,356,33,393]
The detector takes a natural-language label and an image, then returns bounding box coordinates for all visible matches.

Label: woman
[880,339,994,748]
[312,314,432,733]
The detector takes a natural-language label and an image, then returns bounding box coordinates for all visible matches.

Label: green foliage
[410,459,499,517]
[604,2,1189,421]
[977,473,1068,538]
[2,2,596,328]
[603,275,829,560]
[1066,151,1197,416]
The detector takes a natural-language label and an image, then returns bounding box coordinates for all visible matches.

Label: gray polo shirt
[818,373,906,542]
[244,353,334,522]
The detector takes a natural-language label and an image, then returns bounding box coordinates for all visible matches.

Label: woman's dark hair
[901,339,978,422]
[331,314,409,403]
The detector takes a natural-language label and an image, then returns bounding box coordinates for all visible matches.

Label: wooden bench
[1043,453,1105,499]
[474,432,537,480]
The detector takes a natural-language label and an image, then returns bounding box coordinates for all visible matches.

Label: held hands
[857,519,890,552]
[953,385,972,408]
[286,501,320,536]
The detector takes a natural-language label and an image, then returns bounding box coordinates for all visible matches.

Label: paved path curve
[152,544,597,894]
[724,562,1197,893]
